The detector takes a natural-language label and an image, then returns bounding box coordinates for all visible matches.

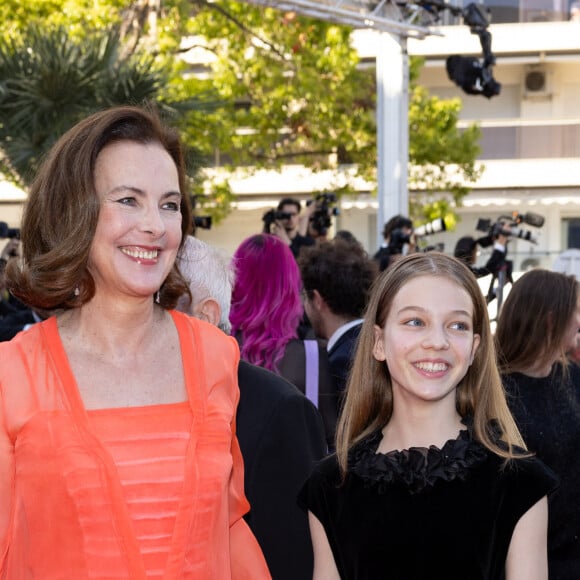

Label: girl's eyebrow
[397,305,472,317]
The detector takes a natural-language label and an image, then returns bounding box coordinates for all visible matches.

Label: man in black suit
[177,236,327,580]
[298,239,378,427]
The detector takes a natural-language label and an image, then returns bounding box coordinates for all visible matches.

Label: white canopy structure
[238,0,434,38]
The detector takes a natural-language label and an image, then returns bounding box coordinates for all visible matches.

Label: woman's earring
[74,286,80,297]
[155,291,160,304]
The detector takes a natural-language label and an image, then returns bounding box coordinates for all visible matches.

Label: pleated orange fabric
[88,403,192,577]
[0,311,271,579]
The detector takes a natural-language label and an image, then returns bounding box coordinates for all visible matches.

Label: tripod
[486,261,512,314]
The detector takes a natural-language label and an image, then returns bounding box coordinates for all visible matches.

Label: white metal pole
[375,32,409,247]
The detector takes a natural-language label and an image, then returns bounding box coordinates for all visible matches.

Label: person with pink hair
[230,234,335,446]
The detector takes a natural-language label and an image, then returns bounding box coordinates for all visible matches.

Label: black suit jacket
[0,308,36,342]
[236,360,327,580]
[328,322,363,399]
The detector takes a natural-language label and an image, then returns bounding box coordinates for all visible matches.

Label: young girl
[299,252,557,580]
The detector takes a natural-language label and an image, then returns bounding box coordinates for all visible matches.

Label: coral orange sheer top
[0,311,270,579]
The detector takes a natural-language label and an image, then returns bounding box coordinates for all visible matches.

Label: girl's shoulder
[500,453,559,491]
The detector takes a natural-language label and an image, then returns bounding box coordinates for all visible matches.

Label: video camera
[0,222,20,240]
[306,193,340,236]
[476,211,544,246]
[262,209,294,234]
[444,2,501,99]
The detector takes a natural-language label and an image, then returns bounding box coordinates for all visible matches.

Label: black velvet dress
[503,365,580,580]
[299,424,558,580]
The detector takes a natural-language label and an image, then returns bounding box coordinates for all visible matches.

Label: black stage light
[446,55,501,98]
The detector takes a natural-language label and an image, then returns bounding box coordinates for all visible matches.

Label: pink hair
[230,234,303,371]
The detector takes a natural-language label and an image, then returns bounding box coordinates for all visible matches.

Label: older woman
[0,106,270,579]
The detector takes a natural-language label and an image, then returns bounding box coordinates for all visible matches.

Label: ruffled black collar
[350,418,488,495]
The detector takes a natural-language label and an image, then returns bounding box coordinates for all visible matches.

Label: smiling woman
[0,106,270,579]
[299,252,558,580]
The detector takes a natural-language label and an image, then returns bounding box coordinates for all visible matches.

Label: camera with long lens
[387,216,449,256]
[414,217,448,238]
[262,209,294,234]
[307,193,340,236]
[476,211,544,246]
[0,222,20,240]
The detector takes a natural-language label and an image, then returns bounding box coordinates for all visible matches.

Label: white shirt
[326,319,364,353]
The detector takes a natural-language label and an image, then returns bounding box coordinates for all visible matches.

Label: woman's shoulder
[171,311,240,396]
[0,318,60,433]
[171,310,238,353]
[0,317,55,371]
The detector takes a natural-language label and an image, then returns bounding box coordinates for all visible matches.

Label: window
[562,218,580,249]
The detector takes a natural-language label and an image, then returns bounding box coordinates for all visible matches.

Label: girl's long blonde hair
[335,252,526,475]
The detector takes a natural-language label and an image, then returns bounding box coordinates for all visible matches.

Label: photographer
[373,215,416,272]
[267,197,315,258]
[454,226,511,280]
[454,227,513,304]
[304,193,340,243]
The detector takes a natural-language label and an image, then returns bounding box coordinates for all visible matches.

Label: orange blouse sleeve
[0,385,14,569]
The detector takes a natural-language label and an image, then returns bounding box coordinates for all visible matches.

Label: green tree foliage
[0,25,168,185]
[179,2,482,224]
[183,4,375,171]
[0,0,482,225]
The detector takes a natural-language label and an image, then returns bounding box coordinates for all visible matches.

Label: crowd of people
[0,104,579,579]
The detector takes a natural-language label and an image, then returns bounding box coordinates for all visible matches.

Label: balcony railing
[445,0,578,24]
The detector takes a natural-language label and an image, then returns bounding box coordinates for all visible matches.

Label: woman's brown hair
[495,268,578,375]
[335,252,526,475]
[6,105,192,310]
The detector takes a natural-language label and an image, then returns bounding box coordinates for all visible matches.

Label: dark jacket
[277,338,337,449]
[0,308,36,342]
[236,360,327,580]
[328,322,363,399]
